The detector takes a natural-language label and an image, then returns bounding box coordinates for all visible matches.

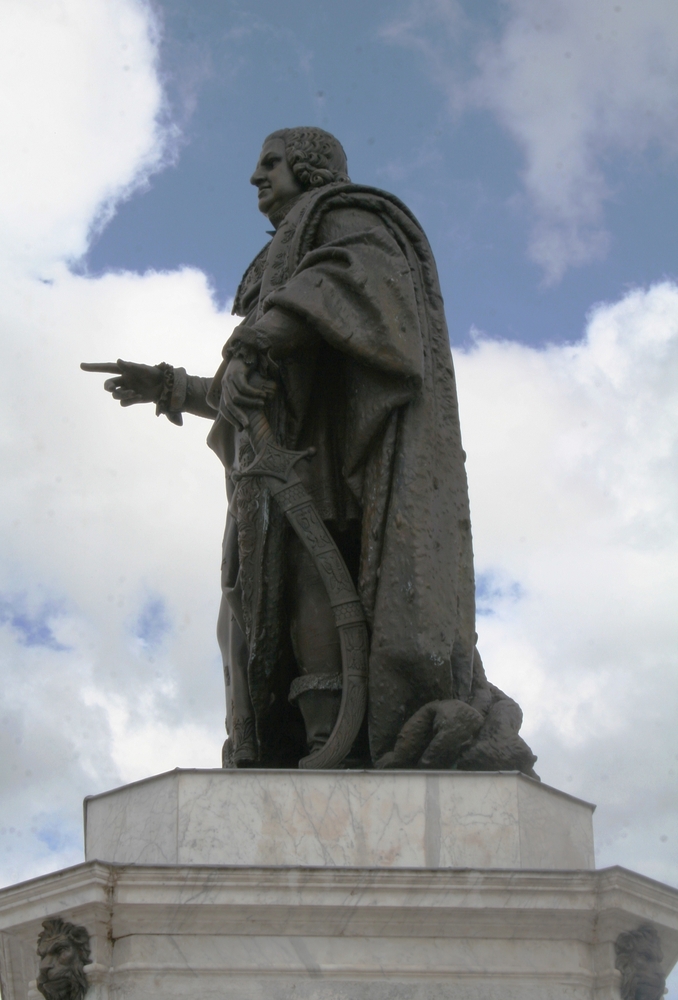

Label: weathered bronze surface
[36,918,90,1000]
[82,127,537,774]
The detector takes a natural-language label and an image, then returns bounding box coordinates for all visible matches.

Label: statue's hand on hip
[220,357,276,430]
[80,359,164,407]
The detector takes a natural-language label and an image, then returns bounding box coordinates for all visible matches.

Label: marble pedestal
[84,768,595,870]
[1,770,678,1000]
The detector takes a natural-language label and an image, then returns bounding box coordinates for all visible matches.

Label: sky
[1,0,678,987]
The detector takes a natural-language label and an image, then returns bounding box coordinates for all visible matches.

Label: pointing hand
[80,360,164,407]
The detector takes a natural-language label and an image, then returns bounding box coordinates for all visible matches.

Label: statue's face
[37,935,80,1000]
[250,137,303,221]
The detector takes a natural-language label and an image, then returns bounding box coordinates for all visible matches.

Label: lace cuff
[155,363,187,426]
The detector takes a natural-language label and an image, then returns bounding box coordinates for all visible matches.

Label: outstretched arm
[80,360,217,424]
[184,375,219,419]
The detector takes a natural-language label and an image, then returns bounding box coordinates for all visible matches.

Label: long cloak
[209,183,476,766]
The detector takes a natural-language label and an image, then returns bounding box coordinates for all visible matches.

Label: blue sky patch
[84,0,678,349]
[34,816,81,854]
[476,571,524,617]
[133,595,171,650]
[0,594,69,651]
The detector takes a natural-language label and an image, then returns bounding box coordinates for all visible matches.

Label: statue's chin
[37,973,80,1000]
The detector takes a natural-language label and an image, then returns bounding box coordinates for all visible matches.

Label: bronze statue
[83,127,537,774]
[36,918,90,1000]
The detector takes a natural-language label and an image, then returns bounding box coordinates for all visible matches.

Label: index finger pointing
[80,362,122,374]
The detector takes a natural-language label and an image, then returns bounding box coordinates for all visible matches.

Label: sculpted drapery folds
[82,127,537,775]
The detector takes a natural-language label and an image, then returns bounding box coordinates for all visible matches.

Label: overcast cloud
[384,0,678,282]
[0,0,173,275]
[457,282,678,883]
[0,0,237,885]
[0,4,677,964]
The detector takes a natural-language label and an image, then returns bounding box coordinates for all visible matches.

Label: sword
[233,403,368,770]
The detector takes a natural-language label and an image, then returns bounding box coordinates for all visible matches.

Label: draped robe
[207,183,477,767]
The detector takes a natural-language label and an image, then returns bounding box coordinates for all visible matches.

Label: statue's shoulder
[297,182,411,221]
[293,183,427,258]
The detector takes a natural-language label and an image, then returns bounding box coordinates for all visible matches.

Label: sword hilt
[243,370,275,454]
[246,407,274,454]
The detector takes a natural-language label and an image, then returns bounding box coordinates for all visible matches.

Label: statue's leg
[286,532,342,752]
[217,590,257,766]
[218,512,257,767]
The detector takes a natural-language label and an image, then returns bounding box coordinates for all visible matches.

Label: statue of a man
[84,127,537,774]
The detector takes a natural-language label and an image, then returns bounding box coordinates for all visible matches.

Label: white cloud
[470,0,678,282]
[0,0,170,274]
[456,281,678,884]
[384,0,678,281]
[0,262,238,885]
[0,0,237,886]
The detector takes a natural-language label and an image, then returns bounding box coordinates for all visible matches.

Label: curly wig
[266,127,350,189]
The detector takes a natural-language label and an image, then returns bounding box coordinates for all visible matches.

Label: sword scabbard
[238,406,369,769]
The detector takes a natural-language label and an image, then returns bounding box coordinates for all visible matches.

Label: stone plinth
[2,860,678,1000]
[84,768,595,870]
[1,770,678,1000]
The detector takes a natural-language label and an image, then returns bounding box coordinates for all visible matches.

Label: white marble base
[1,770,677,999]
[84,768,595,870]
[2,861,678,1000]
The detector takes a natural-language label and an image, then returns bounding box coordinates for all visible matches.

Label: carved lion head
[615,923,666,1000]
[36,917,91,1000]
